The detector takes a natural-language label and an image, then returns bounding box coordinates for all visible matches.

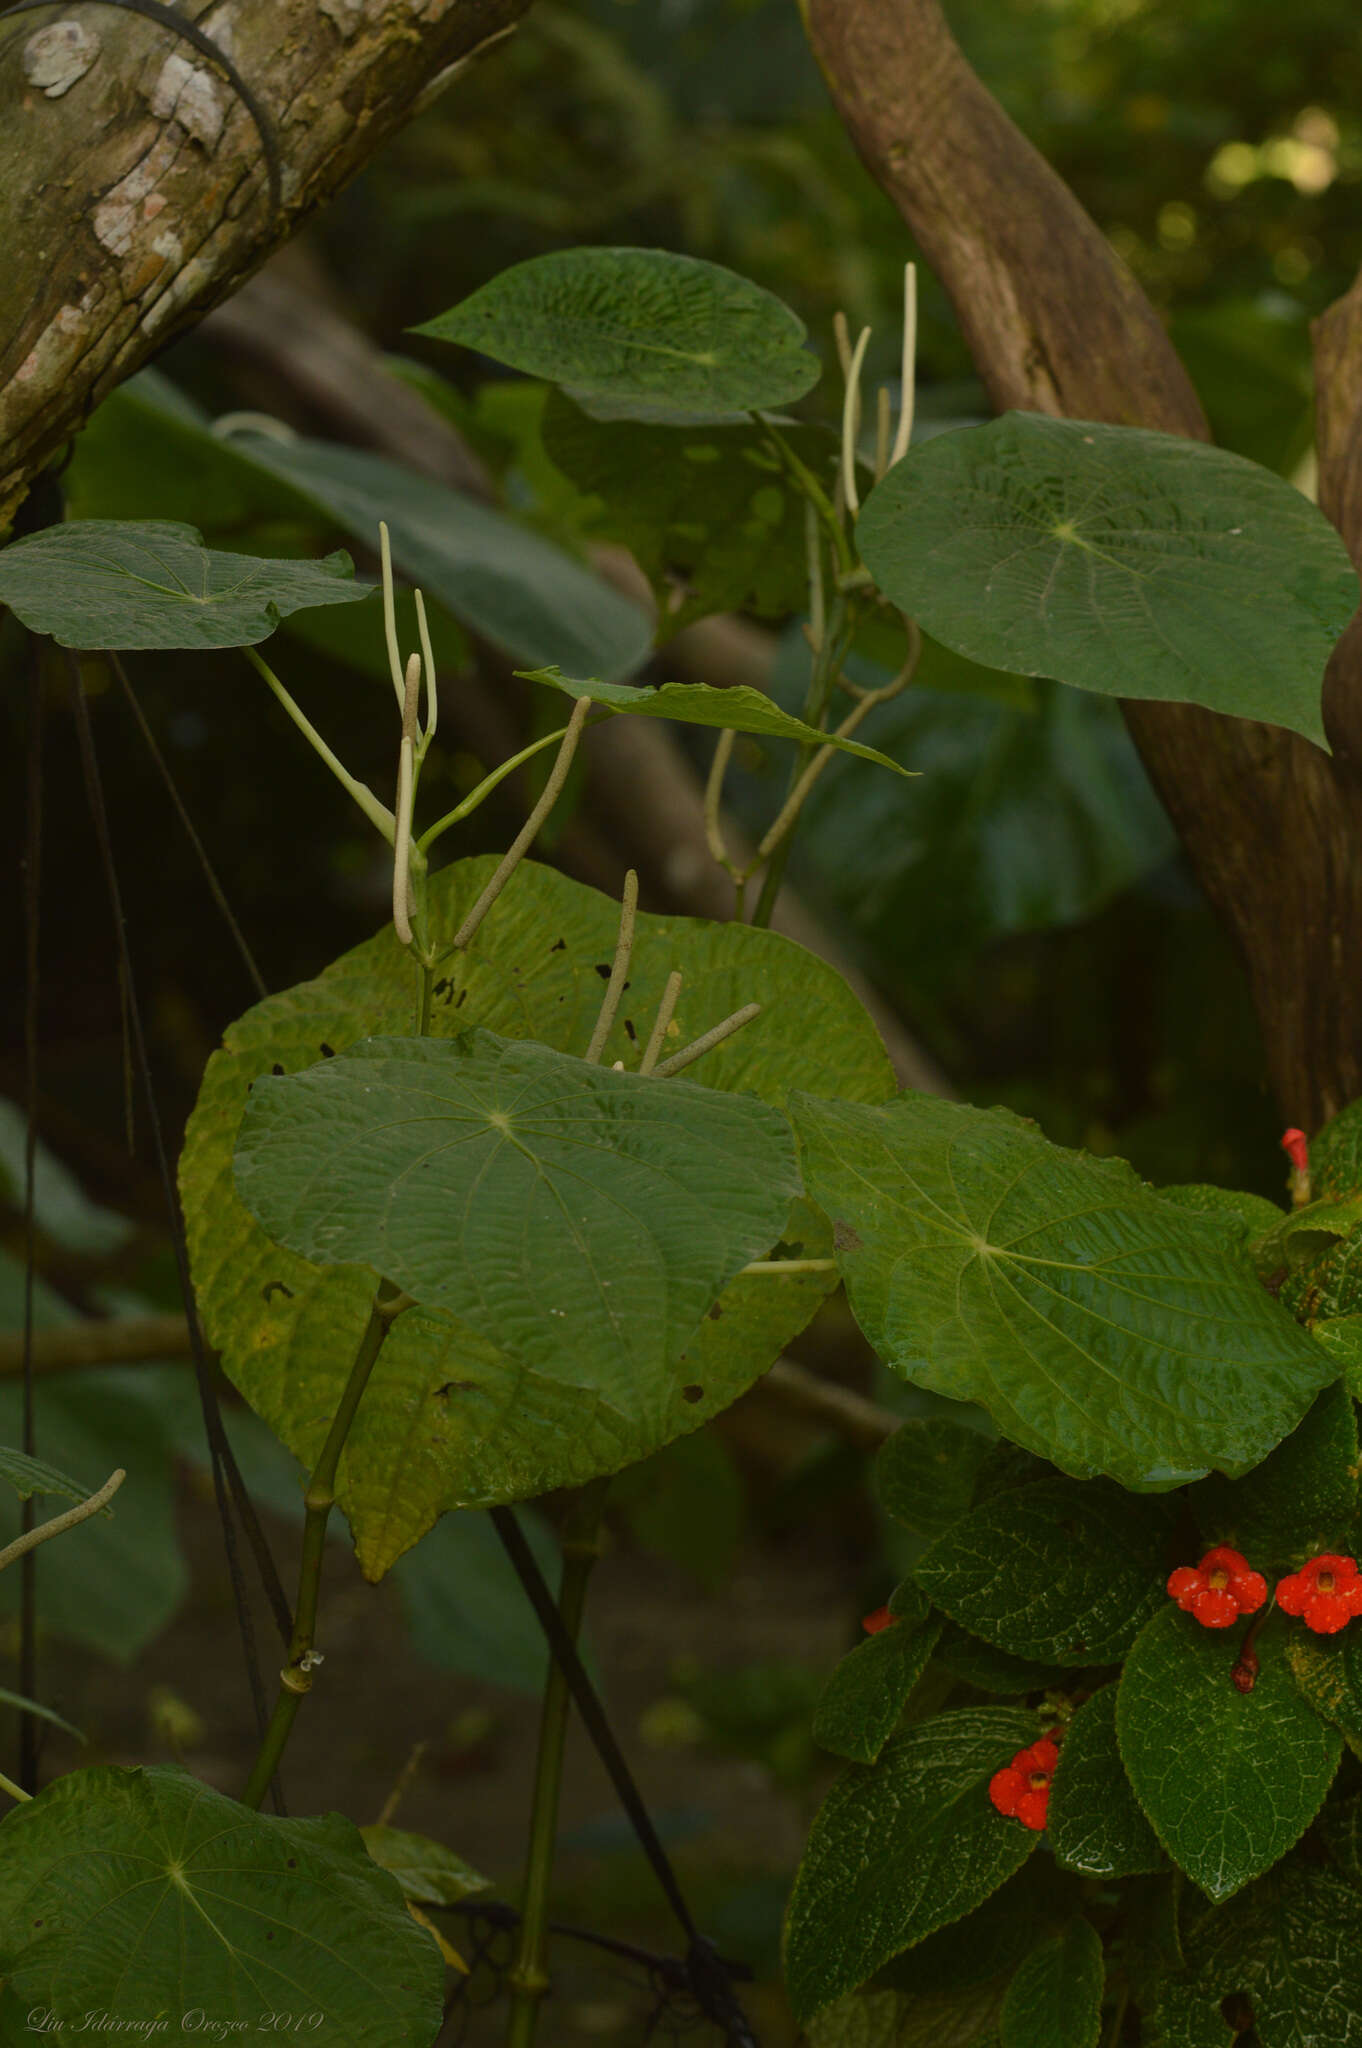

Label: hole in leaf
[262,1280,294,1303]
[319,1042,335,1058]
[594,963,612,979]
[707,1304,722,1320]
[271,1062,284,1076]
[550,938,566,953]
[682,1385,704,1404]
[623,1019,637,1042]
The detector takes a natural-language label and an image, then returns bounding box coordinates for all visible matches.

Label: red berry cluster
[1168,1547,1362,1637]
[989,1732,1061,1832]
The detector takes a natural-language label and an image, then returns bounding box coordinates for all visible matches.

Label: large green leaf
[0,1765,443,2039]
[1117,1608,1341,1900]
[1154,1857,1362,2048]
[539,387,823,635]
[856,414,1358,748]
[812,1615,942,1765]
[791,1092,1331,1488]
[235,1030,798,1382]
[999,1918,1104,2048]
[180,857,893,1575]
[523,664,914,774]
[411,247,821,420]
[0,520,372,650]
[1047,1684,1164,1879]
[912,1479,1174,1664]
[782,1707,1042,2022]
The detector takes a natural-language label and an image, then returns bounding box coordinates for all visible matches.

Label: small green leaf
[412,247,820,420]
[359,1824,490,1905]
[813,1617,942,1764]
[0,1765,444,2038]
[913,1479,1173,1665]
[522,665,914,776]
[875,1419,997,1538]
[999,1917,1104,2048]
[1191,1379,1358,1564]
[791,1092,1331,1489]
[1254,1193,1362,1275]
[391,1506,574,1696]
[805,1983,1004,2048]
[856,414,1358,748]
[1118,1608,1341,1900]
[1047,1684,1163,1878]
[234,1030,799,1384]
[0,521,371,650]
[782,1707,1042,2022]
[0,1444,106,1508]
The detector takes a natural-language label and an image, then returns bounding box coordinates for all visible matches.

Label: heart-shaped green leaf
[782,1707,1042,2022]
[523,665,914,775]
[235,1030,799,1382]
[412,247,821,420]
[180,858,892,1575]
[912,1479,1175,1664]
[1047,1684,1163,1879]
[790,1092,1331,1489]
[856,414,1359,747]
[0,1765,444,2039]
[0,521,372,650]
[1118,1608,1341,1900]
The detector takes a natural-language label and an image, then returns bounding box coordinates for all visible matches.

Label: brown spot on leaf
[833,1220,863,1253]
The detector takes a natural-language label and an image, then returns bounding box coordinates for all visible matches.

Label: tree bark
[803,0,1362,1130]
[0,0,528,530]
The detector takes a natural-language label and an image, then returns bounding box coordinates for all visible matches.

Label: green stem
[241,1280,408,1811]
[417,724,571,855]
[504,1479,610,2048]
[0,1768,31,1804]
[750,594,857,928]
[244,647,395,842]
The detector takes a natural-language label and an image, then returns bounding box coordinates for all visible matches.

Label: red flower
[1167,1547,1268,1629]
[989,1734,1061,1832]
[861,1605,895,1636]
[1276,1554,1362,1635]
[1280,1128,1310,1175]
